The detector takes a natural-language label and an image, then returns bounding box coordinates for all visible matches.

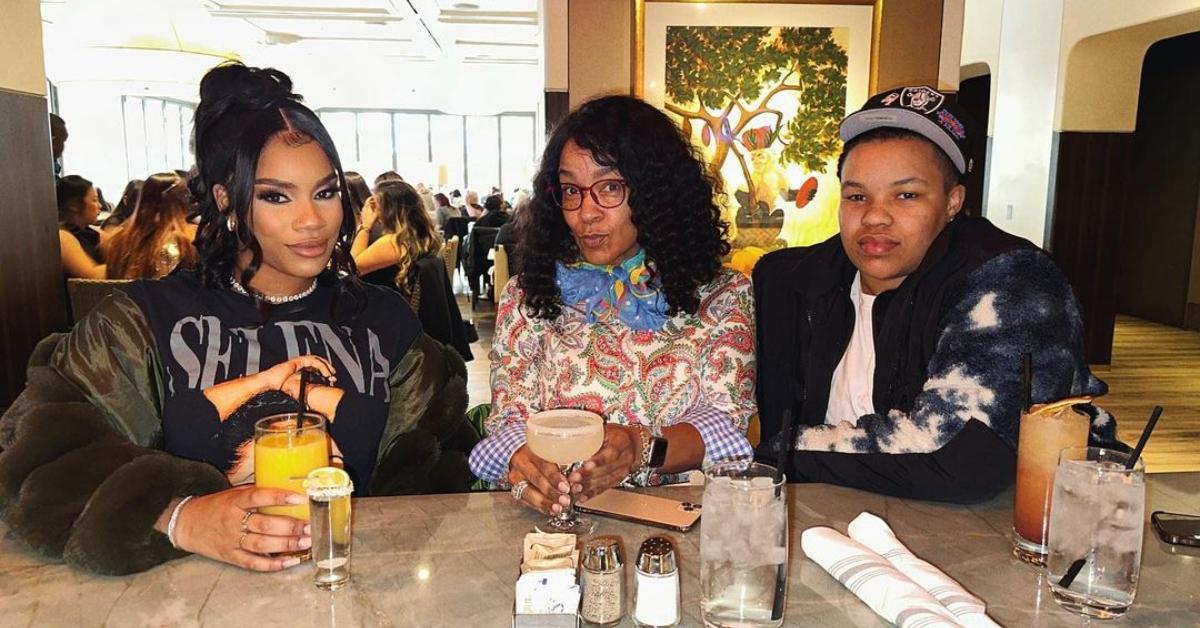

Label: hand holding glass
[525,409,605,534]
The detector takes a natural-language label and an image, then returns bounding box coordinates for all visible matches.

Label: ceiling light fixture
[451,2,481,9]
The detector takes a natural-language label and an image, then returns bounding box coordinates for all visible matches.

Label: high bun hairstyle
[190,61,361,310]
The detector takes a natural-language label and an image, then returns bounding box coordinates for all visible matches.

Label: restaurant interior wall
[0,0,65,411]
[1112,33,1200,331]
[542,0,570,132]
[1049,5,1200,361]
[960,0,1200,362]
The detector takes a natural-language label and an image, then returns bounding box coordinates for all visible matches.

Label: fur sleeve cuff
[64,453,228,575]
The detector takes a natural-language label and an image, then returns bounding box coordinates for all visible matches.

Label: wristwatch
[637,424,669,470]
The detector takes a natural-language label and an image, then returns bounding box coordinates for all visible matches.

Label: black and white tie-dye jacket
[753,215,1121,503]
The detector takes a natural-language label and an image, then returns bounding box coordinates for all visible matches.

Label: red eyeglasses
[552,178,628,211]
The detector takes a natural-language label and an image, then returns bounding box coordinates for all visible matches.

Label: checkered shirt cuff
[468,421,528,485]
[679,405,754,466]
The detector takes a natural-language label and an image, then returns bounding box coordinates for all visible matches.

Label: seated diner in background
[56,174,107,279]
[0,62,472,576]
[469,95,756,515]
[352,179,473,360]
[752,86,1123,503]
[102,171,198,279]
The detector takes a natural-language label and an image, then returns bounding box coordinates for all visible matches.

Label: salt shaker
[632,536,680,627]
[581,536,624,626]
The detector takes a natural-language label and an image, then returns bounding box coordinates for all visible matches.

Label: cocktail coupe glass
[525,409,605,534]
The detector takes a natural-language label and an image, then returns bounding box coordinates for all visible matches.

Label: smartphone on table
[1151,511,1200,548]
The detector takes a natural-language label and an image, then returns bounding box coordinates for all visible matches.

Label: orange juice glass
[255,413,329,520]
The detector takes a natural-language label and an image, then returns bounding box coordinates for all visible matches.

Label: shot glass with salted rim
[304,466,354,591]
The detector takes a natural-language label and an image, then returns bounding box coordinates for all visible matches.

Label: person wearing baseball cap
[751,85,1124,503]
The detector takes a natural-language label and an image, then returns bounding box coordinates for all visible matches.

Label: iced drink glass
[1046,447,1145,619]
[1012,399,1089,565]
[700,461,788,628]
[526,409,604,534]
[305,467,354,591]
[255,413,330,520]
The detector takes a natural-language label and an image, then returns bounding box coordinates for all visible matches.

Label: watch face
[648,437,669,468]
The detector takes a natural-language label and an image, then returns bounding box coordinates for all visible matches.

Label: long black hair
[520,95,729,320]
[190,62,362,309]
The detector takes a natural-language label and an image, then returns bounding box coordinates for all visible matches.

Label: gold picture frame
[631,0,881,97]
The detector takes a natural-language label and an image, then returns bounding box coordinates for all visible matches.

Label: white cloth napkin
[801,525,964,628]
[847,512,1000,628]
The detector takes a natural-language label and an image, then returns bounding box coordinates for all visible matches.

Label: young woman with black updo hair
[0,62,475,575]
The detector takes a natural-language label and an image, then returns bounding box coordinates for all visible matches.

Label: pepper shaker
[581,536,625,626]
[632,536,680,627]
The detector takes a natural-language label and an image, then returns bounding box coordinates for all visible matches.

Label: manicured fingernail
[304,524,311,535]
[558,482,570,493]
[551,504,561,514]
[283,557,301,568]
[572,484,582,494]
[286,494,305,504]
[299,537,312,549]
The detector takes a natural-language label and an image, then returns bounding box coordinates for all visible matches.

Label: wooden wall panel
[544,91,570,135]
[956,73,990,217]
[1113,33,1200,328]
[1048,131,1133,365]
[0,88,68,410]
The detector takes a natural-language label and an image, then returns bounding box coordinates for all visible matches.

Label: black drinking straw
[1058,405,1163,589]
[1021,352,1033,413]
[771,406,796,621]
[775,407,796,483]
[296,368,312,430]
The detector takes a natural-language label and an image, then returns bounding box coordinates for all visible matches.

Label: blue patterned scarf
[556,249,668,331]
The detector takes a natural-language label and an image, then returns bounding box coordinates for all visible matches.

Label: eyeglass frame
[551,178,629,211]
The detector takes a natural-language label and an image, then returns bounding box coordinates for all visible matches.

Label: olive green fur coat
[0,293,475,575]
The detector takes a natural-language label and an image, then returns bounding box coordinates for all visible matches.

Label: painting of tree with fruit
[664,25,847,250]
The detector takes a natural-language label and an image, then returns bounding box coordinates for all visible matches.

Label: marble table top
[1,475,1197,627]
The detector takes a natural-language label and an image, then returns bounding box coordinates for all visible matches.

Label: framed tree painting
[636,1,875,259]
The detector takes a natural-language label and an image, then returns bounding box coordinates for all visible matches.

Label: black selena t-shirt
[124,271,420,494]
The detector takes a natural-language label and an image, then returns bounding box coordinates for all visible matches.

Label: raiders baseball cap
[839,85,975,175]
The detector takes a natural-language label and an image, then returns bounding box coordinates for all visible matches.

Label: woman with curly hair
[469,95,756,516]
[102,171,198,279]
[0,62,473,576]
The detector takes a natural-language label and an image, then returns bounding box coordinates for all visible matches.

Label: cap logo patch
[880,92,901,106]
[899,86,944,113]
[936,109,966,140]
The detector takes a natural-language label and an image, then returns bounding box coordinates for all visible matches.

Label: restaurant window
[320,109,537,192]
[121,96,195,178]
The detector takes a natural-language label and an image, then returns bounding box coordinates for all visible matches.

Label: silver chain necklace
[228,275,318,304]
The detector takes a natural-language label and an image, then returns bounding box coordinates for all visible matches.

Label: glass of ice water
[304,467,354,591]
[700,461,788,627]
[1045,447,1145,619]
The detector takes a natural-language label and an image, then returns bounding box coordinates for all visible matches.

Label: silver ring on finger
[237,530,249,551]
[239,510,253,533]
[510,480,530,502]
